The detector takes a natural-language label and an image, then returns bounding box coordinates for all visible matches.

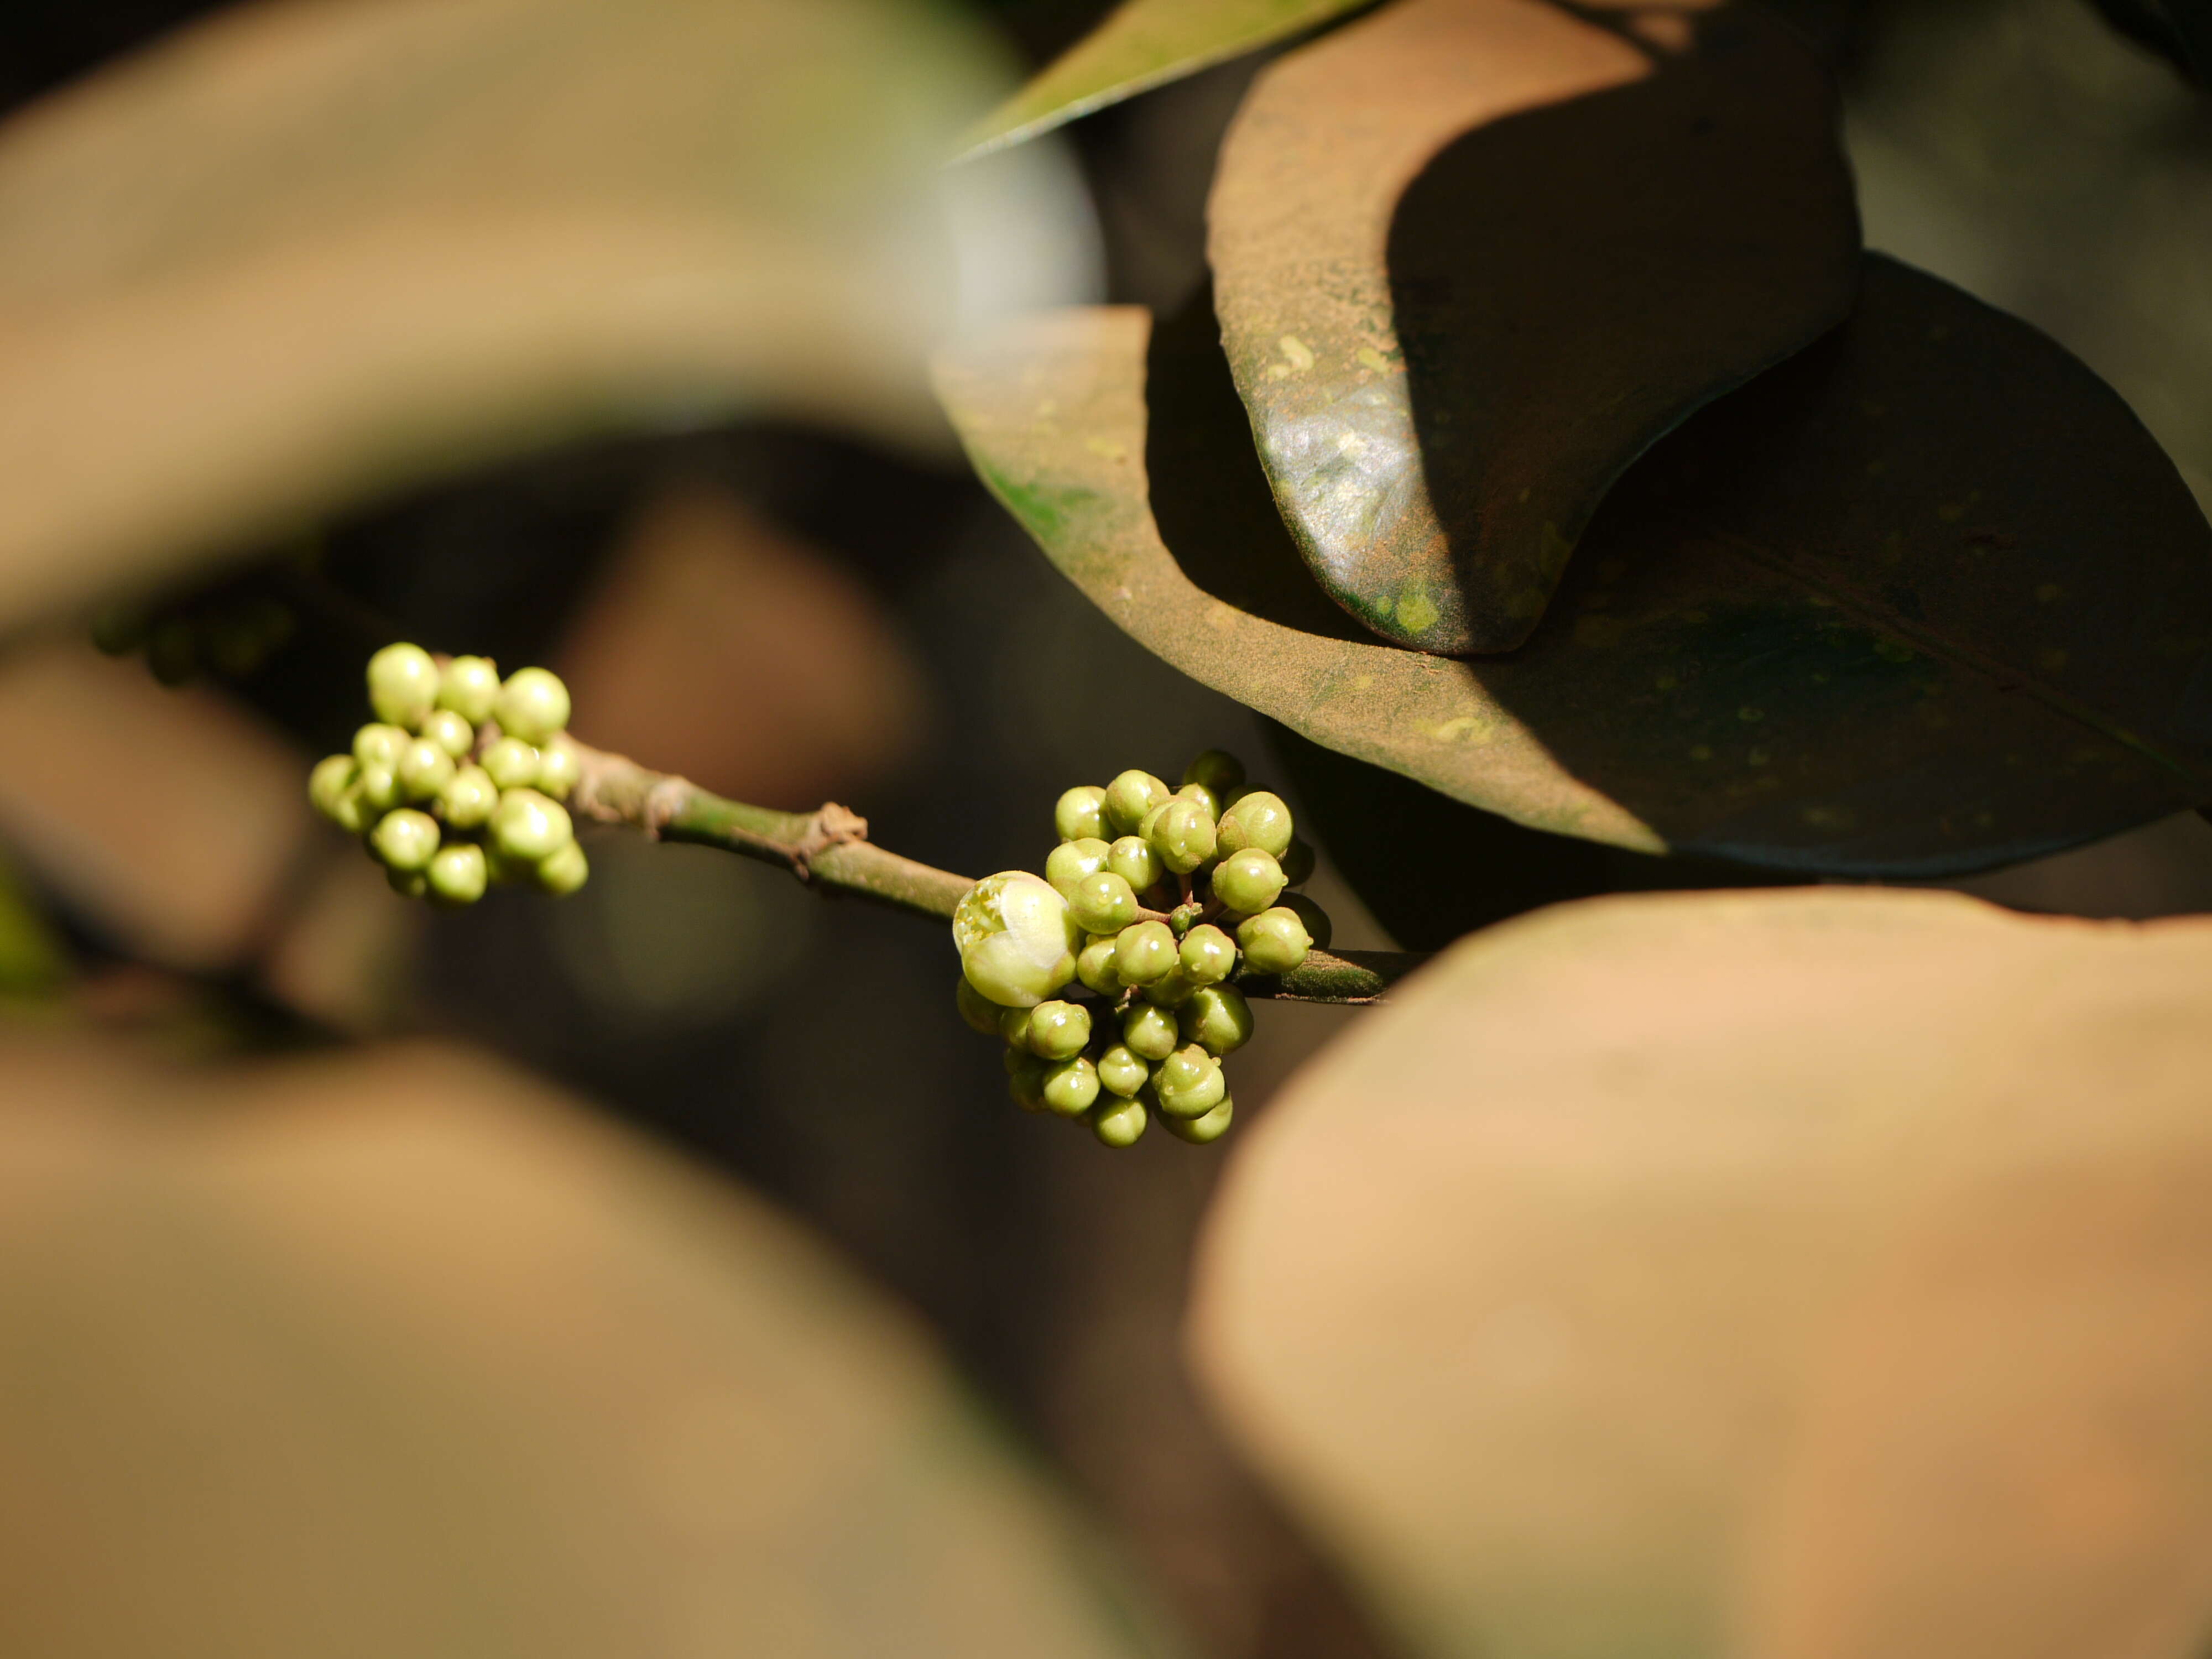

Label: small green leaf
[1192,888,2212,1659]
[1208,0,1859,653]
[935,256,2212,876]
[957,0,1375,159]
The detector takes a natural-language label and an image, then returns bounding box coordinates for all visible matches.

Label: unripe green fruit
[388,866,429,899]
[1113,919,1177,985]
[1237,906,1313,974]
[1096,1044,1149,1098]
[1088,1095,1147,1148]
[1213,848,1286,915]
[1180,983,1254,1056]
[954,871,1081,1009]
[1142,968,1197,1009]
[1070,870,1139,934]
[437,655,501,726]
[1154,1047,1226,1119]
[998,1005,1032,1048]
[427,842,488,906]
[1173,781,1221,821]
[1123,1002,1178,1062]
[1076,936,1123,995]
[147,617,199,685]
[367,643,439,728]
[1001,1044,1032,1076]
[1161,1096,1233,1144]
[957,977,1002,1035]
[1008,1056,1048,1113]
[1149,799,1217,874]
[535,734,582,801]
[353,723,410,770]
[398,738,457,801]
[1045,837,1111,899]
[1182,749,1246,799]
[1053,785,1108,843]
[1103,769,1170,836]
[1218,790,1294,858]
[1027,999,1092,1061]
[484,847,531,886]
[1136,802,1169,845]
[1280,891,1332,949]
[202,607,268,678]
[1042,1056,1100,1117]
[494,666,571,744]
[1107,835,1163,893]
[1179,924,1237,985]
[371,807,441,872]
[490,787,573,863]
[357,763,403,813]
[534,839,589,896]
[309,754,359,822]
[91,606,149,656]
[441,765,499,830]
[1278,836,1316,889]
[481,737,540,790]
[420,708,476,759]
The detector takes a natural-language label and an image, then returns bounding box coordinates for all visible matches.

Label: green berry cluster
[951,749,1331,1149]
[92,591,297,685]
[307,643,588,905]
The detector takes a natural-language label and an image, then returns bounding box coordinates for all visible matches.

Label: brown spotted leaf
[1191,888,2212,1659]
[1207,0,1859,653]
[934,256,2212,875]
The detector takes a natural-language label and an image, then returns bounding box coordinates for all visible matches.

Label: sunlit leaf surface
[1192,888,2212,1659]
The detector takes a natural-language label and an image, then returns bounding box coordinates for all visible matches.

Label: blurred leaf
[935,256,2212,875]
[0,0,1088,631]
[1207,0,1858,653]
[1190,888,2212,1659]
[0,851,65,996]
[0,1037,1181,1659]
[958,0,1374,159]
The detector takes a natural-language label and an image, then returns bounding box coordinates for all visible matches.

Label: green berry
[367,643,439,728]
[481,737,539,790]
[1174,780,1222,821]
[1179,924,1237,985]
[437,655,501,726]
[534,839,589,896]
[1070,869,1139,934]
[1001,1043,1033,1076]
[1053,785,1108,843]
[309,754,358,822]
[371,807,440,871]
[535,734,582,801]
[1142,968,1198,1009]
[420,708,476,759]
[999,1007,1036,1052]
[357,764,403,813]
[353,723,410,770]
[484,847,531,886]
[1088,1095,1147,1148]
[1237,906,1312,974]
[1279,836,1316,889]
[1096,1044,1149,1098]
[1213,848,1286,915]
[494,666,571,744]
[441,765,499,830]
[957,977,1002,1035]
[1107,835,1164,893]
[146,616,199,685]
[1280,891,1333,949]
[1149,799,1217,875]
[1026,999,1092,1061]
[1103,769,1170,836]
[1137,801,1170,845]
[388,866,429,899]
[1154,1045,1226,1119]
[91,606,149,656]
[202,606,268,677]
[1123,1002,1178,1062]
[953,871,1082,1009]
[1008,1055,1048,1113]
[427,842,488,906]
[1113,919,1177,985]
[1179,984,1253,1056]
[490,787,574,863]
[1161,1096,1233,1144]
[1042,1056,1100,1117]
[1045,837,1112,899]
[1218,790,1294,858]
[1076,935,1123,995]
[1182,749,1246,799]
[398,737,457,801]
[328,784,372,835]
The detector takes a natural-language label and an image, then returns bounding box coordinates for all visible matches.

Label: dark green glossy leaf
[1207,0,1859,653]
[957,0,1374,159]
[933,257,2212,875]
[1193,888,2212,1659]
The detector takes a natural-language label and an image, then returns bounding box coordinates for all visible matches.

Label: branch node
[641,778,689,841]
[791,801,868,879]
